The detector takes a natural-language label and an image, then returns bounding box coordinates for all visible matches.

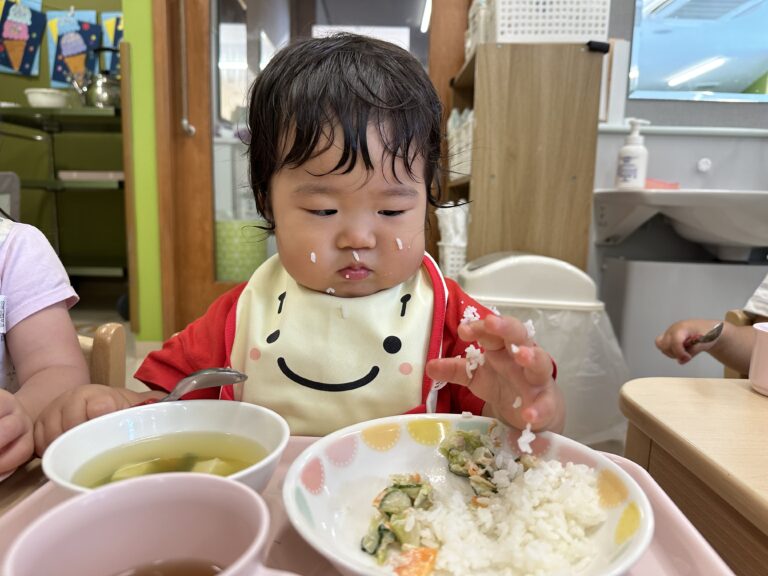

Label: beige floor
[70,307,161,393]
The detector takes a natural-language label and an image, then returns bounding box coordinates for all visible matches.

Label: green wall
[122,0,163,341]
[0,0,122,104]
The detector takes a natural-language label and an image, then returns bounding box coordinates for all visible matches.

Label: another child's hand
[655,318,722,364]
[33,384,138,455]
[0,389,34,475]
[426,314,564,433]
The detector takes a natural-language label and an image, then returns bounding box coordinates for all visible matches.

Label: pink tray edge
[605,453,734,576]
[0,443,737,576]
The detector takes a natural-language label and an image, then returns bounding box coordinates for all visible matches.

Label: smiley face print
[231,257,434,435]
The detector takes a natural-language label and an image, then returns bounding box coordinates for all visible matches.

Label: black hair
[247,33,444,229]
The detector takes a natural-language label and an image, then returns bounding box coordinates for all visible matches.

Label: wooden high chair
[724,309,752,379]
[78,322,126,388]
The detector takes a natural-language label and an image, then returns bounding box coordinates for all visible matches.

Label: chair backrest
[78,322,126,388]
[0,172,20,220]
[724,309,752,379]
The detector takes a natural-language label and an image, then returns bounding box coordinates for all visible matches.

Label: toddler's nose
[337,222,376,250]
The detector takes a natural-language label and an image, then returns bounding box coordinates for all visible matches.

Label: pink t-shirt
[0,219,78,392]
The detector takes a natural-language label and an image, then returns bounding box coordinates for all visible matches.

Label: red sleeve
[134,284,247,399]
[442,279,492,415]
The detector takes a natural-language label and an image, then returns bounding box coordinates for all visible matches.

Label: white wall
[590,3,768,379]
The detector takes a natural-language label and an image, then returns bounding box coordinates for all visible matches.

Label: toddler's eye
[379,210,405,217]
[308,209,337,216]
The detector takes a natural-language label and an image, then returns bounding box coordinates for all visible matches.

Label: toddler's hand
[426,314,563,433]
[0,389,34,475]
[655,318,722,364]
[34,384,136,455]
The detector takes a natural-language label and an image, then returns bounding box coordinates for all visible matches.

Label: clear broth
[111,558,223,576]
[73,431,267,488]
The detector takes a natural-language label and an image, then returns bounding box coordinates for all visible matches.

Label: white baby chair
[458,252,630,453]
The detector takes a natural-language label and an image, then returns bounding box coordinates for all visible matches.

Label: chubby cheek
[381,243,425,284]
[399,362,413,375]
[276,233,330,289]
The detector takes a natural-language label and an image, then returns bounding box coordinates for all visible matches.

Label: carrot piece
[394,547,438,576]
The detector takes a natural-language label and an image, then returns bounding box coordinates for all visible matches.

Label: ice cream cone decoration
[64,52,86,77]
[2,2,31,71]
[60,30,87,78]
[4,39,25,70]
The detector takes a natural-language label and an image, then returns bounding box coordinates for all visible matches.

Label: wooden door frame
[153,0,238,338]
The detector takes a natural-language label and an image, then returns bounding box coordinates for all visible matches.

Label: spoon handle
[683,321,724,349]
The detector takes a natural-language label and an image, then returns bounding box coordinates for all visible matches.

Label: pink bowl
[4,473,296,576]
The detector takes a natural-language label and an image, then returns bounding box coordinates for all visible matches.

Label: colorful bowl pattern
[283,414,654,576]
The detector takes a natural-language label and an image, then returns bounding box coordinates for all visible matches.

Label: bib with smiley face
[229,255,434,435]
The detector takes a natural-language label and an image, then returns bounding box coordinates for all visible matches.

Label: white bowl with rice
[283,413,653,576]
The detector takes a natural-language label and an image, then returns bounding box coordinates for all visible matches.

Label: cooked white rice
[464,344,485,379]
[517,423,536,454]
[410,459,606,576]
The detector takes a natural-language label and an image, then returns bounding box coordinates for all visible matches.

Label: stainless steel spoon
[683,321,724,350]
[158,368,248,402]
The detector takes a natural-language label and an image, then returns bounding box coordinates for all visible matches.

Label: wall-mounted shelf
[449,43,604,270]
[451,52,475,90]
[0,106,121,132]
[0,107,125,272]
[447,175,471,189]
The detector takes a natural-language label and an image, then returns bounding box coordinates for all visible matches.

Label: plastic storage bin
[458,252,629,448]
[467,0,610,58]
[438,241,467,280]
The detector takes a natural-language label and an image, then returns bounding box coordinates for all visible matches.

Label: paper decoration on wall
[100,11,122,74]
[0,0,46,77]
[46,9,101,88]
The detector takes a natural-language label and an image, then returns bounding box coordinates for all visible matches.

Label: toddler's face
[270,126,427,297]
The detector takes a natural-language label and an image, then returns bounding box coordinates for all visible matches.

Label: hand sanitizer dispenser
[615,118,650,190]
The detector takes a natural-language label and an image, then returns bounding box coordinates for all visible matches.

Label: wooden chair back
[78,322,126,388]
[724,309,752,379]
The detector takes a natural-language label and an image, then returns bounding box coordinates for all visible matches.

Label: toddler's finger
[522,394,556,431]
[460,314,528,352]
[34,412,59,455]
[0,398,14,419]
[0,413,23,447]
[510,345,552,387]
[425,357,470,387]
[84,394,121,422]
[60,395,91,433]
[0,434,31,475]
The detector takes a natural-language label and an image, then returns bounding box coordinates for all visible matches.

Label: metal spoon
[158,368,248,402]
[683,322,724,350]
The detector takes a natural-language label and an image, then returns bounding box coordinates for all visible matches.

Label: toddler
[36,34,564,446]
[656,273,768,374]
[0,218,90,475]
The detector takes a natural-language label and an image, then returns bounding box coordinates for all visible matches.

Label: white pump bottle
[615,118,650,190]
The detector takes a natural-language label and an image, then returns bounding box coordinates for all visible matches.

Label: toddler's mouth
[339,266,371,280]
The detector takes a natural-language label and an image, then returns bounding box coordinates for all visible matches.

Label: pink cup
[749,322,768,396]
[4,473,297,576]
